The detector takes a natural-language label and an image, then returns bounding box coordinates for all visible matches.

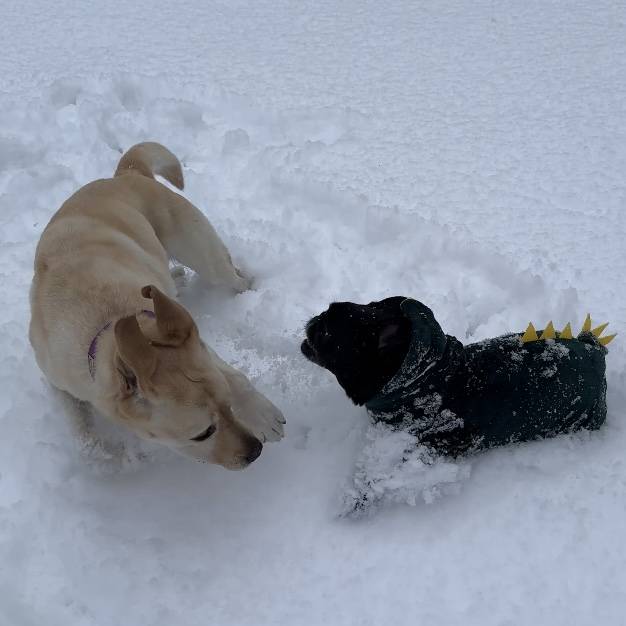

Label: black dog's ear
[377,323,404,350]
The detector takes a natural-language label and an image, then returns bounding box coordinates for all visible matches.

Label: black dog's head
[301,297,412,405]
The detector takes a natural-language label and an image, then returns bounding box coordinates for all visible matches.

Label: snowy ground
[1,1,626,624]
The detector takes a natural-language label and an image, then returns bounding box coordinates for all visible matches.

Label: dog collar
[88,310,155,380]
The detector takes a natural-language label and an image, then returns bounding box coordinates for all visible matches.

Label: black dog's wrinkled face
[301,297,412,405]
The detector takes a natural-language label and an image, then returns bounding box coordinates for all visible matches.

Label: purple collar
[88,310,155,380]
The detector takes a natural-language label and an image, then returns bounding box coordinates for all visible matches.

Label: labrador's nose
[246,439,263,464]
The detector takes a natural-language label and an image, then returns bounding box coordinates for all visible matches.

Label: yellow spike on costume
[560,323,573,339]
[521,322,539,343]
[542,321,556,340]
[581,314,592,333]
[592,322,609,337]
[599,333,617,346]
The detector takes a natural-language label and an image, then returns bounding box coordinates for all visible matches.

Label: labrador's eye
[191,424,217,442]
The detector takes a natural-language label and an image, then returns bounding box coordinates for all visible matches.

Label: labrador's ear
[114,315,158,381]
[377,322,405,351]
[141,285,196,346]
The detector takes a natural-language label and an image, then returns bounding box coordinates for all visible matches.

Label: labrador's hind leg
[149,190,252,293]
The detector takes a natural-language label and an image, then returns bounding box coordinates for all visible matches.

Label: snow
[342,423,471,515]
[1,1,626,624]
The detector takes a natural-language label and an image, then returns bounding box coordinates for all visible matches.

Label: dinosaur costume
[365,299,611,456]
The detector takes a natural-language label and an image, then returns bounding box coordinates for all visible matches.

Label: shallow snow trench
[1,73,625,626]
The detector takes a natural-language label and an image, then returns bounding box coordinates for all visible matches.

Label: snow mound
[340,423,471,517]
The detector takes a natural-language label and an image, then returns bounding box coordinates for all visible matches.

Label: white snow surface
[2,1,626,624]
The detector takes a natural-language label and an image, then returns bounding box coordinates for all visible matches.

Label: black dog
[302,297,608,455]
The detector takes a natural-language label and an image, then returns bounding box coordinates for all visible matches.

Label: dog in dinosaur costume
[302,297,613,456]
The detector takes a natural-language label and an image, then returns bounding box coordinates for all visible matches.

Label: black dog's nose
[301,338,314,358]
[246,439,263,464]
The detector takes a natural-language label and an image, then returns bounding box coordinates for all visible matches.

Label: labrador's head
[301,297,412,405]
[113,285,262,470]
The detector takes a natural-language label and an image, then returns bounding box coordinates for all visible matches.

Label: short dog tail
[114,142,184,190]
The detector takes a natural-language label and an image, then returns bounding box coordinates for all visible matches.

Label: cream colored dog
[29,142,285,469]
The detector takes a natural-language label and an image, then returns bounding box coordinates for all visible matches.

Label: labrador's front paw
[236,392,285,443]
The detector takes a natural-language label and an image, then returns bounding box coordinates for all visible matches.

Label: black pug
[302,297,608,456]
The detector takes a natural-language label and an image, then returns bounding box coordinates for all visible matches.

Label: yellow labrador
[29,142,284,469]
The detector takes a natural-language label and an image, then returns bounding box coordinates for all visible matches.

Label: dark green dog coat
[365,299,607,455]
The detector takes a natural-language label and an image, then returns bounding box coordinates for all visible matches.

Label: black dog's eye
[191,424,217,442]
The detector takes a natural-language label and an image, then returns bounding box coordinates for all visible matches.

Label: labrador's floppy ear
[114,315,158,380]
[141,285,196,346]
